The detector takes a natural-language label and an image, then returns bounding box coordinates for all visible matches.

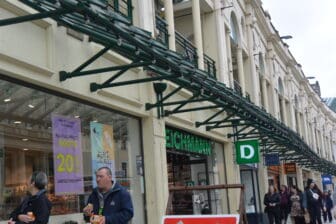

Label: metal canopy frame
[1,0,336,174]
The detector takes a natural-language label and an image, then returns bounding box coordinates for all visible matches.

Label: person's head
[30,171,48,191]
[280,185,287,192]
[268,185,276,194]
[307,178,315,189]
[96,167,113,192]
[290,185,299,194]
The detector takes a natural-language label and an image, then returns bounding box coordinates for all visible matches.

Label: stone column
[192,0,204,69]
[245,12,259,104]
[164,0,176,51]
[289,102,296,130]
[214,0,229,84]
[280,97,287,124]
[296,166,304,190]
[142,116,168,224]
[236,47,246,95]
[261,77,269,111]
[226,30,234,88]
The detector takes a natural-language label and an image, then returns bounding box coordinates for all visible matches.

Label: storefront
[165,126,227,215]
[0,76,146,223]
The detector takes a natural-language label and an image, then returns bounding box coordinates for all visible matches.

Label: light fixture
[4,98,11,102]
[74,115,80,118]
[28,104,35,108]
[160,7,165,12]
[23,148,29,151]
[14,121,22,124]
[22,138,29,141]
[280,35,293,40]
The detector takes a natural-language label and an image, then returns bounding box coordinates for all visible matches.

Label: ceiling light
[74,115,80,118]
[14,121,22,124]
[22,138,29,141]
[28,104,35,108]
[23,148,29,151]
[4,98,11,102]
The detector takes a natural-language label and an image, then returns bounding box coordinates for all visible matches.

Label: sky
[261,0,336,98]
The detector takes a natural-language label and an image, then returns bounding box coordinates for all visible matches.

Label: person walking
[322,190,333,223]
[264,185,281,224]
[83,166,134,224]
[280,185,291,224]
[7,171,52,224]
[303,179,322,224]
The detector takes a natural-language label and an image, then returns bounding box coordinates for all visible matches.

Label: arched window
[230,13,240,45]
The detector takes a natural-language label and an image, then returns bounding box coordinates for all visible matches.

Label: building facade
[0,0,335,224]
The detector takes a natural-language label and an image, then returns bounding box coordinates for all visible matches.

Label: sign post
[162,215,239,224]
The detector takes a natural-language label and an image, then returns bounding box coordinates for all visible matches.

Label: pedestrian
[322,190,333,223]
[83,166,134,224]
[264,185,281,224]
[302,179,322,224]
[280,185,291,224]
[289,186,305,224]
[7,171,52,224]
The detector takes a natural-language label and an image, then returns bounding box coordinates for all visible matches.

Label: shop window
[0,78,145,223]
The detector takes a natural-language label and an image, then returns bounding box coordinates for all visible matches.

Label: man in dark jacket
[83,166,134,224]
[8,171,52,224]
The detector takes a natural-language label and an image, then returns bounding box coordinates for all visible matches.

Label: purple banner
[52,115,84,195]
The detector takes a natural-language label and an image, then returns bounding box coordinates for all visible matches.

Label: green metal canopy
[1,0,335,174]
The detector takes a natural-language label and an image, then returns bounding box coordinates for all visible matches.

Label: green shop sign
[165,127,212,155]
[235,139,259,164]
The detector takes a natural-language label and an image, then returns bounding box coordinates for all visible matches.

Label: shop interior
[167,151,218,215]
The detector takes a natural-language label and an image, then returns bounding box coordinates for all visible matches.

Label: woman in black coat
[8,171,52,224]
[264,185,281,224]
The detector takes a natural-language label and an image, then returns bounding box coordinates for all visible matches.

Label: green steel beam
[0,8,73,26]
[164,105,222,116]
[195,109,227,127]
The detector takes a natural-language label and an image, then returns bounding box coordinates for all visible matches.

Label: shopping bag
[304,212,310,224]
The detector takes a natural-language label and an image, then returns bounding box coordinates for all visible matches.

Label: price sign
[52,115,84,195]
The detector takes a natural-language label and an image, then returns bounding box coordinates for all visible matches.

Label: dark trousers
[267,210,281,224]
[309,208,322,224]
[280,207,289,223]
[293,216,305,224]
[322,208,332,222]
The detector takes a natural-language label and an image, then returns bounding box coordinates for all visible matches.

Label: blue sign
[322,174,332,185]
[264,153,280,166]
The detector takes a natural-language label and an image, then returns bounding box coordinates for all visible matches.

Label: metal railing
[166,184,247,224]
[203,54,216,79]
[155,15,169,46]
[107,0,133,22]
[155,16,217,79]
[175,31,198,67]
[234,80,243,96]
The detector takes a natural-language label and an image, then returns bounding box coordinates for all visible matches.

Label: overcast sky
[261,0,336,98]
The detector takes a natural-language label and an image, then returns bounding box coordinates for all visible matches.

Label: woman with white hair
[7,171,52,224]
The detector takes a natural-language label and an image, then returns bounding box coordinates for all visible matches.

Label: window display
[0,77,145,223]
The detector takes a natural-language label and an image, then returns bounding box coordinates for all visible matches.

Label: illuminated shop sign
[165,127,212,155]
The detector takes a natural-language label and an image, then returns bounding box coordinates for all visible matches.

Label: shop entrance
[167,151,212,215]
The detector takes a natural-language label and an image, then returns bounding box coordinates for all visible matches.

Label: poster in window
[90,122,115,187]
[52,114,84,195]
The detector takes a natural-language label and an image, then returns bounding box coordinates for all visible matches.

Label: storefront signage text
[52,115,84,195]
[235,139,259,164]
[284,163,296,174]
[165,128,212,155]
